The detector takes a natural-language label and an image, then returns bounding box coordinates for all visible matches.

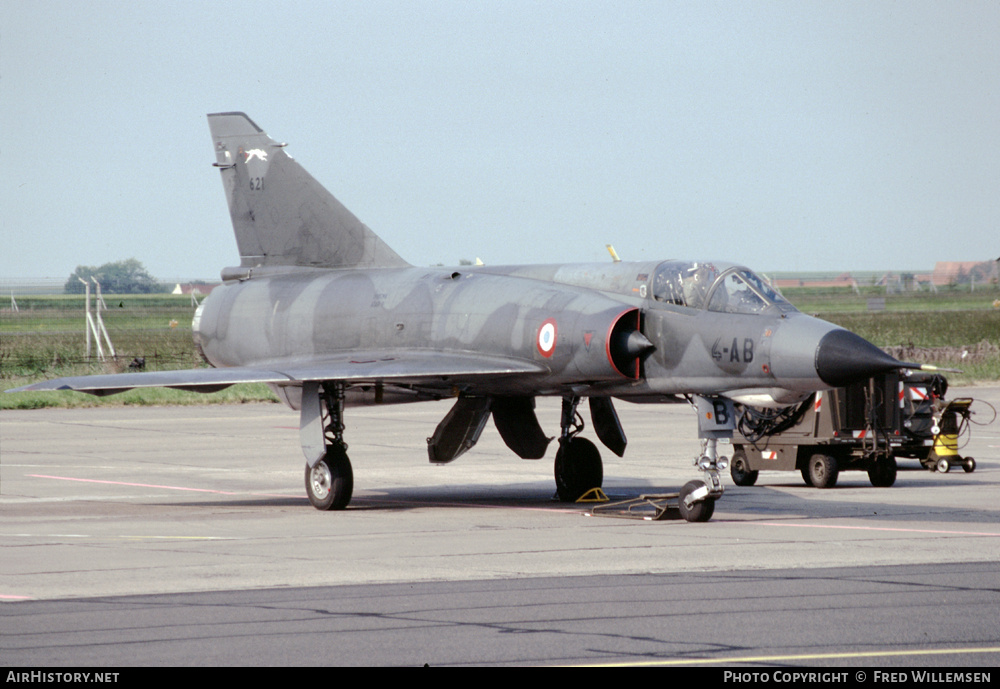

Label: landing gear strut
[301,382,354,510]
[681,436,726,522]
[554,396,603,502]
[682,396,733,522]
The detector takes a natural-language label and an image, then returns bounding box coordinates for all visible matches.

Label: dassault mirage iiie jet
[9,112,919,521]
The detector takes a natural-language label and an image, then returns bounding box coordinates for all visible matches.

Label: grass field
[0,294,279,408]
[783,284,1000,382]
[2,287,998,409]
[779,283,999,314]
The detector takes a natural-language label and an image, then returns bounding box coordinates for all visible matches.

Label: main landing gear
[294,385,728,523]
[301,382,354,510]
[306,444,353,510]
[554,396,603,502]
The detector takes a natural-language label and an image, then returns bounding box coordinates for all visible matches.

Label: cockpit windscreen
[651,261,789,314]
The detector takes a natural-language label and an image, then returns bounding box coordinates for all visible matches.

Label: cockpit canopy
[650,260,791,314]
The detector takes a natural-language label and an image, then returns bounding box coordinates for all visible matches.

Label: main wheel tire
[868,455,897,487]
[807,453,839,489]
[678,480,715,522]
[305,446,354,510]
[554,437,603,502]
[730,449,758,487]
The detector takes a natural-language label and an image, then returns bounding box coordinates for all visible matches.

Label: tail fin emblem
[243,148,268,162]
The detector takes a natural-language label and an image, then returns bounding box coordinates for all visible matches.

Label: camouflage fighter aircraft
[8,112,919,521]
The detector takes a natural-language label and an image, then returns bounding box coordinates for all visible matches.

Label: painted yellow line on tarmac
[577,645,1000,667]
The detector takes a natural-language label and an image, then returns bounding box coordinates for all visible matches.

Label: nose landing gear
[680,396,736,522]
[680,437,727,522]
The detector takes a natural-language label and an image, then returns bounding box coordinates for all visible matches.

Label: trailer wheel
[730,449,758,487]
[935,457,950,473]
[868,455,897,487]
[800,466,814,487]
[963,457,976,473]
[807,453,838,489]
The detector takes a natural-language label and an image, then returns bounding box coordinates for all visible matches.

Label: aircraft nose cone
[815,329,902,387]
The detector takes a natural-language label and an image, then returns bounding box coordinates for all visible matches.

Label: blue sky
[2,1,997,280]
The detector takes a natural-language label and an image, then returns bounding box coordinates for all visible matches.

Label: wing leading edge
[6,351,548,397]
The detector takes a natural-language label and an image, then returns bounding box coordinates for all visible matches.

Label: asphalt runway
[3,387,999,666]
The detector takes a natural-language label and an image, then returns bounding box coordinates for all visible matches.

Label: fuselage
[194,259,848,408]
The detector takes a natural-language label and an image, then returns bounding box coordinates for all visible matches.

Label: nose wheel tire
[678,480,715,522]
[305,446,354,510]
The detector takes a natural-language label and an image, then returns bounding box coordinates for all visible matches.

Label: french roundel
[537,318,557,358]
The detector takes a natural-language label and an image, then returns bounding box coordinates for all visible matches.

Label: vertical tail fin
[207,112,409,270]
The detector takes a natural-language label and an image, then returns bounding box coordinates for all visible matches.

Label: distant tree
[64,259,166,294]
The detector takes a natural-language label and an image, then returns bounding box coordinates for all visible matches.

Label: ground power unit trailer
[730,371,976,488]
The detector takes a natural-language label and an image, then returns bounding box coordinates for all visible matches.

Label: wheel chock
[576,488,609,503]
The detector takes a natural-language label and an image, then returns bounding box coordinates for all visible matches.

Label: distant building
[771,273,856,289]
[930,261,998,286]
[768,260,998,291]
